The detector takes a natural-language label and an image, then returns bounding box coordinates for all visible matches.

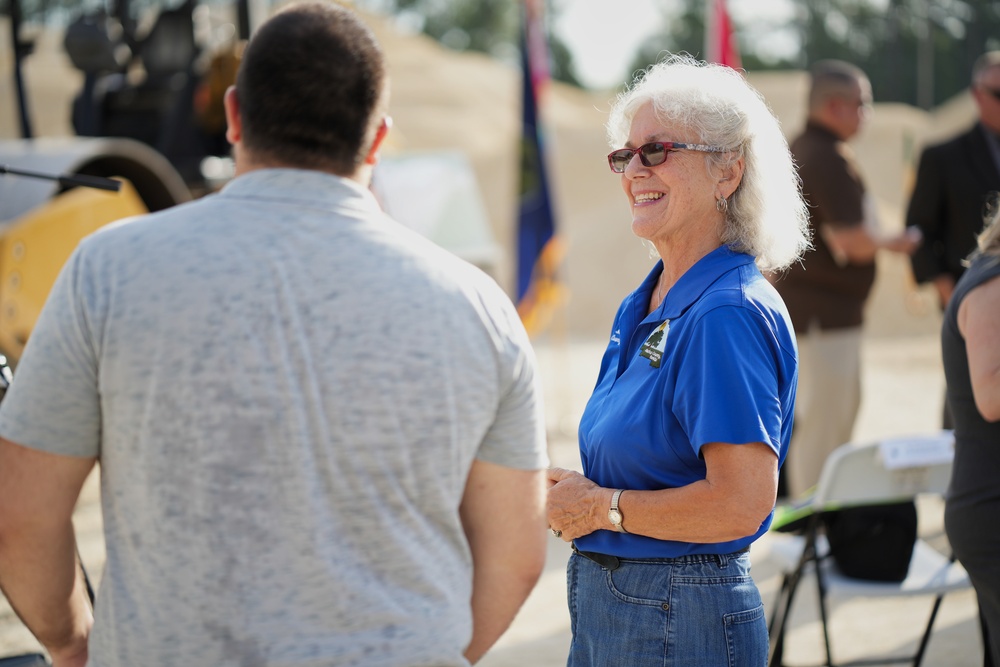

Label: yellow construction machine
[0,138,191,362]
[0,0,257,366]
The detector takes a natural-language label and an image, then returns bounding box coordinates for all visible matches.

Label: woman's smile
[632,192,664,205]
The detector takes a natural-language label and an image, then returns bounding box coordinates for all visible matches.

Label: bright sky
[555,0,800,90]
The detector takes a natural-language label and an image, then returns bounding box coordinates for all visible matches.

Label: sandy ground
[1,327,986,666]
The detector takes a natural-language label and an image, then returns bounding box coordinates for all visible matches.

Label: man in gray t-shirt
[0,5,548,666]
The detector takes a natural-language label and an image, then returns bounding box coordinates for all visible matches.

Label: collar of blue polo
[639,245,756,323]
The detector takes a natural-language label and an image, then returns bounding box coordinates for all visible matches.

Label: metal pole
[9,0,34,139]
[0,165,123,192]
[917,9,934,110]
[237,0,251,40]
[113,0,138,52]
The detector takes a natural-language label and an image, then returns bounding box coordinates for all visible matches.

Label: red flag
[705,0,742,69]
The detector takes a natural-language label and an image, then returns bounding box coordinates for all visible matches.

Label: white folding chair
[766,431,974,667]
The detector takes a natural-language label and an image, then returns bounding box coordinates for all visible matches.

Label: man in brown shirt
[774,60,920,498]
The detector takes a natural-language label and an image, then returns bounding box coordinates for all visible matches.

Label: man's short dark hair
[808,59,867,110]
[236,2,386,174]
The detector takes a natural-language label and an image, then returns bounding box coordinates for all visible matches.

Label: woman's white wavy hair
[974,191,1000,259]
[607,53,811,272]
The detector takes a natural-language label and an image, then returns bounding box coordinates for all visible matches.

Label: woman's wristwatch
[608,489,627,533]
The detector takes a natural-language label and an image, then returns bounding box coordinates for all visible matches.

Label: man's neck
[979,119,1000,138]
[807,116,849,141]
[232,150,371,187]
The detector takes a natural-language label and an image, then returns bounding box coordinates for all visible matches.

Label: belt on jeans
[572,544,621,570]
[571,543,749,571]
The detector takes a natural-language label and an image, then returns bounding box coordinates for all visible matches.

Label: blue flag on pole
[516,0,562,336]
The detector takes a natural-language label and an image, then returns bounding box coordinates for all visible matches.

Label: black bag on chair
[822,501,918,582]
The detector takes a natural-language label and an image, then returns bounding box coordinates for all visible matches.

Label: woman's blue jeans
[566,547,767,667]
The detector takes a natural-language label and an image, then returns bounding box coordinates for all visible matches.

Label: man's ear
[363,116,392,166]
[224,86,242,146]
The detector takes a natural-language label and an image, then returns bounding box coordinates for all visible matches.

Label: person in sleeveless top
[942,194,1000,667]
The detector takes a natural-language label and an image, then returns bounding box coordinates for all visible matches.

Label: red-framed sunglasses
[607,141,727,173]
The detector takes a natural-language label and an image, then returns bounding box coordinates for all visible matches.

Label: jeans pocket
[723,603,767,667]
[605,563,669,606]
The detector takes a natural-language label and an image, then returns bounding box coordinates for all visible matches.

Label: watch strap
[610,489,627,533]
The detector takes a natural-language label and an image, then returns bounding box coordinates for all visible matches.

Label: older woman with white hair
[546,54,809,666]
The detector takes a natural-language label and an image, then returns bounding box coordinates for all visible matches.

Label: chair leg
[768,532,821,667]
[911,592,946,667]
[768,572,796,667]
[769,557,817,667]
[815,558,834,667]
[768,572,793,667]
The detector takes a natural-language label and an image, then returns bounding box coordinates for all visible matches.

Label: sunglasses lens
[608,143,673,172]
[608,150,633,173]
[639,143,667,167]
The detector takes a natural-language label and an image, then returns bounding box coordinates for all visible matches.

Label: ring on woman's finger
[551,528,562,537]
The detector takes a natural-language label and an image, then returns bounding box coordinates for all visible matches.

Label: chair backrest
[810,431,955,510]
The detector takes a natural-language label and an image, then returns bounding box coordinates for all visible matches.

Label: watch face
[609,509,623,525]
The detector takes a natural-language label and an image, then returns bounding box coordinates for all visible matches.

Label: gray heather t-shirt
[0,169,548,667]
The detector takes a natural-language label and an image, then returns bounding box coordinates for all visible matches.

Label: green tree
[624,0,800,86]
[355,0,581,87]
[626,0,702,83]
[4,0,582,85]
[617,0,1000,108]
[794,0,1000,108]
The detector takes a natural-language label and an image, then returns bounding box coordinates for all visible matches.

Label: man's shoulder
[791,123,836,148]
[87,196,211,239]
[791,126,844,167]
[921,124,982,157]
[384,218,499,288]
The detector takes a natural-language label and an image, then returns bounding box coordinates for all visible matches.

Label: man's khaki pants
[786,323,862,499]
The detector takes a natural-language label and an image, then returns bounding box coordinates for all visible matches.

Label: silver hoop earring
[716,196,729,214]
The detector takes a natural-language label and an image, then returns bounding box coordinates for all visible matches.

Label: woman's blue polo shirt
[576,245,798,559]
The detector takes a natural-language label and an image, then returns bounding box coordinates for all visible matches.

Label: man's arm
[822,222,922,265]
[820,190,923,265]
[802,146,921,266]
[459,459,546,664]
[905,147,950,285]
[932,274,957,309]
[0,438,96,667]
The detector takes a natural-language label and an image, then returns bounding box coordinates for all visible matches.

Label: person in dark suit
[907,51,1000,309]
[907,52,1000,434]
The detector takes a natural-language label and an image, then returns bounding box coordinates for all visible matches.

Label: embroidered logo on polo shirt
[639,320,669,368]
[610,328,621,345]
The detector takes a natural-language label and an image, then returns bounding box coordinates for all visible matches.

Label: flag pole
[705,0,742,69]
[515,0,564,337]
